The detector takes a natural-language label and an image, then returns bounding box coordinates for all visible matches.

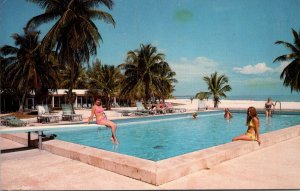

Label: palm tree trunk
[106,95,111,110]
[67,87,75,113]
[214,100,218,108]
[18,92,27,113]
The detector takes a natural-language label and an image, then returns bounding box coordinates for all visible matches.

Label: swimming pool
[47,111,300,161]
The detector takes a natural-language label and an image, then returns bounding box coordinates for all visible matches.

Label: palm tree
[195,92,209,100]
[87,60,122,110]
[197,72,232,108]
[26,0,115,104]
[153,61,177,101]
[59,64,89,89]
[99,65,122,110]
[273,29,300,92]
[86,59,103,97]
[0,29,58,112]
[118,44,176,106]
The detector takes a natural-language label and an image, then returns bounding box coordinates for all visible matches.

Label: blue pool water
[47,111,300,161]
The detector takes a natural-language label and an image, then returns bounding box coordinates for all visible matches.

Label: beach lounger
[198,100,207,111]
[0,116,28,127]
[36,105,60,123]
[61,104,83,121]
[117,110,133,116]
[166,102,186,113]
[165,102,175,113]
[135,102,151,116]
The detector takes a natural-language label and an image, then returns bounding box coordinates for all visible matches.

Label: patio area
[1,134,300,189]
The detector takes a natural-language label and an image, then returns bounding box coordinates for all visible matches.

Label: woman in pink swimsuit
[87,98,119,144]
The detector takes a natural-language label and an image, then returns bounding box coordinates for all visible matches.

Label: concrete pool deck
[0,125,300,190]
[1,134,300,189]
[1,99,300,189]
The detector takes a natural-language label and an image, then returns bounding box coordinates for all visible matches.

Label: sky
[1,0,300,99]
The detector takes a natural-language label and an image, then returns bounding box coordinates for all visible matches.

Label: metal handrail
[274,101,282,110]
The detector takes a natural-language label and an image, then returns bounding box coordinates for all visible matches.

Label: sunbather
[232,107,261,145]
[87,98,119,144]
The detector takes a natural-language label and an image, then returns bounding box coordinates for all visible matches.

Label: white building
[25,89,93,110]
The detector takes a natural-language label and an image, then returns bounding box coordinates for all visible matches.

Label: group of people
[149,101,167,114]
[87,97,276,146]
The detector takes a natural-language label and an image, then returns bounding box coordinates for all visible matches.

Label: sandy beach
[1,99,299,124]
[71,99,300,122]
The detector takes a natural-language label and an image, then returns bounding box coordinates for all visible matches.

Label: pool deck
[1,99,300,189]
[1,131,300,189]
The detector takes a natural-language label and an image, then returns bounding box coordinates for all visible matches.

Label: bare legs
[98,120,119,144]
[265,110,271,117]
[232,134,253,142]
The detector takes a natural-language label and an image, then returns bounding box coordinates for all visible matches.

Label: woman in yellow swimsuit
[232,106,261,145]
[87,98,119,144]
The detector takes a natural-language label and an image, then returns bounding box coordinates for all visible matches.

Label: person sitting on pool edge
[224,108,233,119]
[87,98,119,144]
[232,106,261,145]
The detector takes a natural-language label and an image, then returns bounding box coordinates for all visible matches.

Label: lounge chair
[36,105,60,123]
[135,102,151,116]
[165,102,186,113]
[198,100,207,111]
[0,116,28,127]
[61,104,83,121]
[165,102,175,113]
[116,110,133,116]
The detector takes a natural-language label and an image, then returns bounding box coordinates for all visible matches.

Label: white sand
[1,99,299,125]
[76,99,300,121]
[167,99,300,111]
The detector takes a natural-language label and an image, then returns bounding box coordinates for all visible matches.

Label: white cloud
[170,56,219,82]
[233,61,290,75]
[233,62,272,74]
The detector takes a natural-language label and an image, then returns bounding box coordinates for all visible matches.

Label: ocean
[175,94,300,102]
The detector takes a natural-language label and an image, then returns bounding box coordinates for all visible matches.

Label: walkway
[1,136,300,190]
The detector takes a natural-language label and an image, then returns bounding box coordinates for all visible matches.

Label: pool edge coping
[3,125,299,185]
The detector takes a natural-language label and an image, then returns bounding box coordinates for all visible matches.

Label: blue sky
[1,0,300,98]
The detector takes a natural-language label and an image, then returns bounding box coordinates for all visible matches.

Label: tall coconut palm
[26,0,115,104]
[98,65,122,110]
[118,44,174,106]
[198,72,232,108]
[153,61,177,101]
[0,29,58,112]
[86,59,103,93]
[87,60,122,110]
[273,29,300,92]
[59,64,89,89]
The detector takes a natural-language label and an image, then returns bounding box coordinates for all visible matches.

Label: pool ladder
[273,101,282,113]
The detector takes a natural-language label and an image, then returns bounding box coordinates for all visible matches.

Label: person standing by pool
[224,108,233,119]
[232,106,261,145]
[265,97,275,117]
[87,98,119,144]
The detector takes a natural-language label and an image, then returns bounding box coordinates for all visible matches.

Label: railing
[274,101,282,111]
